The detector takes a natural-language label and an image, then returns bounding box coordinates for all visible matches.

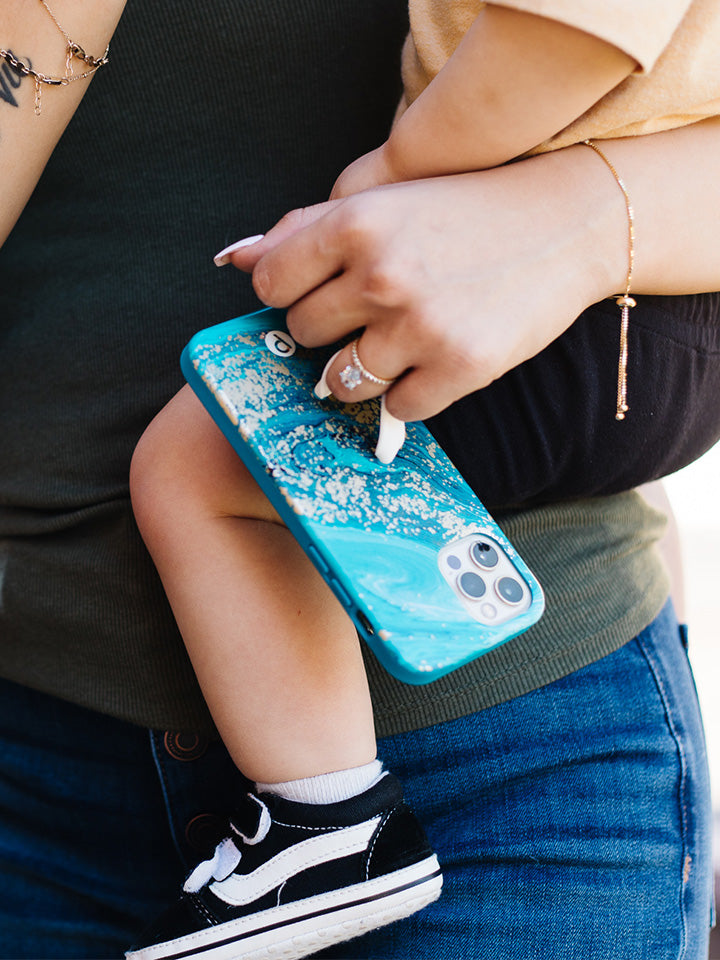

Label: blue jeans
[0,600,712,958]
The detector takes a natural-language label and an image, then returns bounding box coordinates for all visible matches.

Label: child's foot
[126,773,442,960]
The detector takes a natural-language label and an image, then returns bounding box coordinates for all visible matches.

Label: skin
[229,121,720,424]
[130,388,377,783]
[333,6,635,192]
[0,0,127,246]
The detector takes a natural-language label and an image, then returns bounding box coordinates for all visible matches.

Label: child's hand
[330,144,399,199]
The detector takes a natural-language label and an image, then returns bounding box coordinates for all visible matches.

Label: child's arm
[332,4,634,196]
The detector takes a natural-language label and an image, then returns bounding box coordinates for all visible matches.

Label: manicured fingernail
[313,378,332,399]
[214,234,265,266]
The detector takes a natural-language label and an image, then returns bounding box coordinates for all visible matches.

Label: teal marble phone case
[181,307,544,684]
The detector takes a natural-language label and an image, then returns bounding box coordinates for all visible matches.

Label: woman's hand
[225,146,629,422]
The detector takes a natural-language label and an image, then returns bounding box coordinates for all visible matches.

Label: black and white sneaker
[126,773,442,960]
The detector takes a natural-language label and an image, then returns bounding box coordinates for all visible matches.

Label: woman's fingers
[218,199,342,298]
[381,367,471,422]
[228,188,421,340]
[283,271,369,349]
[319,325,481,422]
[254,199,388,313]
[321,333,406,402]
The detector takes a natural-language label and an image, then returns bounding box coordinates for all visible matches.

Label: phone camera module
[495,576,525,605]
[439,533,534,625]
[470,540,499,569]
[458,571,486,599]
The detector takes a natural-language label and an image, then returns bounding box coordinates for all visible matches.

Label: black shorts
[428,292,720,510]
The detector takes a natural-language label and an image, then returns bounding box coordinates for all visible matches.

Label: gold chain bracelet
[0,0,110,115]
[583,139,636,421]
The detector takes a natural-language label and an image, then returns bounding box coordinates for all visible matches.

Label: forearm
[233,118,720,422]
[573,119,720,297]
[0,0,126,246]
[384,4,634,180]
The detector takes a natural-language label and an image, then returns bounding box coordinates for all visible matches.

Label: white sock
[256,759,385,805]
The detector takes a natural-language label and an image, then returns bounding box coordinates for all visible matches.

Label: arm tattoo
[0,54,27,108]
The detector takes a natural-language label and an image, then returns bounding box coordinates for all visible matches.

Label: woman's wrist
[568,120,720,296]
[463,143,630,315]
[534,143,631,307]
[488,119,720,308]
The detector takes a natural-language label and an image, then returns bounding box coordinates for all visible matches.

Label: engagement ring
[338,340,395,390]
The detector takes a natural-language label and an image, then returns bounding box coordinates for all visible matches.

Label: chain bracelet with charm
[0,0,110,114]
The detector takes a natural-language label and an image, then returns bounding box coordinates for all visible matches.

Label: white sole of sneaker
[127,855,442,960]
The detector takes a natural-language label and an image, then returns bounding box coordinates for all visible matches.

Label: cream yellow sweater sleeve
[401,0,720,152]
[492,0,693,73]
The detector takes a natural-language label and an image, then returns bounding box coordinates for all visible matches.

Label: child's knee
[130,386,279,537]
[131,385,214,517]
[129,408,183,540]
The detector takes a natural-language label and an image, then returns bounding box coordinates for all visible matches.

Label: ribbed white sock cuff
[256,759,385,805]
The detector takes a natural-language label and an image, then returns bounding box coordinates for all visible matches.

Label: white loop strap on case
[375,396,405,464]
[313,350,338,400]
[314,350,406,464]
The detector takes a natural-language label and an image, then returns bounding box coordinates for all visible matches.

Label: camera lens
[495,576,524,605]
[458,571,486,599]
[471,540,499,569]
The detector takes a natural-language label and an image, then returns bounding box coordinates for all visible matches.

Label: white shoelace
[183,796,271,894]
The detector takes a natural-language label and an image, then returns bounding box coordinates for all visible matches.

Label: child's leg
[130,384,376,784]
[128,385,442,960]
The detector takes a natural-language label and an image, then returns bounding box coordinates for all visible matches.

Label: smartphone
[181,307,544,684]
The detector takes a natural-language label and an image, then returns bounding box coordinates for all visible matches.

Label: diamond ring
[339,340,395,390]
